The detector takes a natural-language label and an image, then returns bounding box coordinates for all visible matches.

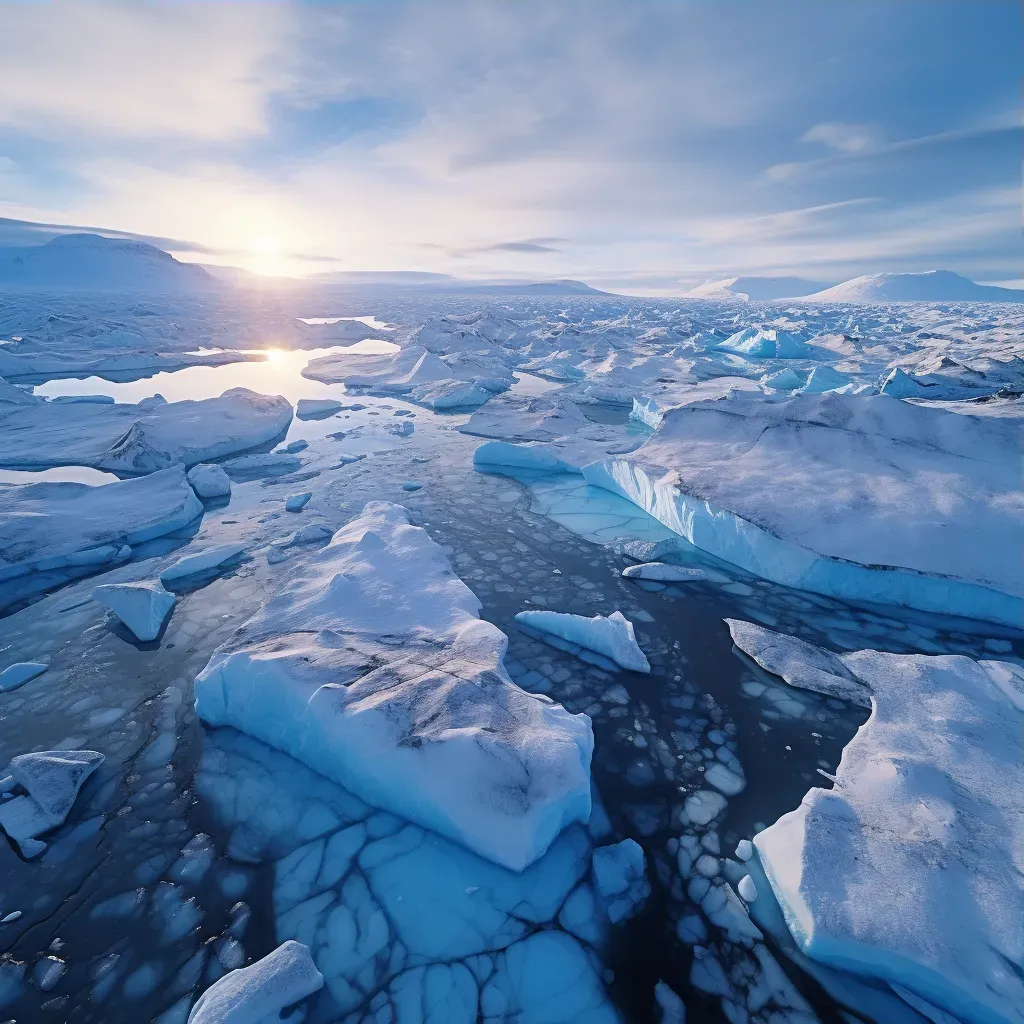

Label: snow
[159,543,247,583]
[0,387,292,473]
[582,392,1024,626]
[186,464,231,500]
[801,270,1024,303]
[742,625,1024,1024]
[0,467,202,602]
[514,610,651,673]
[187,940,324,1024]
[0,750,104,857]
[0,661,47,692]
[194,501,593,871]
[92,579,176,641]
[591,839,649,923]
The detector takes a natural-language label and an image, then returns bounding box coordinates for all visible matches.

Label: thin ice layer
[740,623,1024,1024]
[194,501,593,871]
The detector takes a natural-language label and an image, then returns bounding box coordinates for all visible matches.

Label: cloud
[801,122,880,153]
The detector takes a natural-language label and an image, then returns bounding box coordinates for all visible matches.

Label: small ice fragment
[92,580,175,642]
[683,790,727,827]
[186,464,231,500]
[285,492,312,512]
[622,563,707,582]
[592,838,650,923]
[33,956,66,992]
[734,839,753,862]
[737,875,757,902]
[401,481,422,492]
[0,663,47,693]
[1,911,22,923]
[160,544,246,582]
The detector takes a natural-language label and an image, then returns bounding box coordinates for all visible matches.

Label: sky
[0,0,1019,294]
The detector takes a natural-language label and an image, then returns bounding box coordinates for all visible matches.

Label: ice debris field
[0,287,1021,1024]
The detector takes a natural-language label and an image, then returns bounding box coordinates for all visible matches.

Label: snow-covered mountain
[801,270,1024,303]
[684,276,830,301]
[0,233,217,291]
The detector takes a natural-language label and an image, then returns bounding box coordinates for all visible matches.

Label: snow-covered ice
[187,940,323,1024]
[515,609,651,673]
[92,579,176,641]
[159,543,247,583]
[0,661,46,692]
[186,463,231,500]
[736,623,1024,1024]
[195,501,593,870]
[0,750,104,857]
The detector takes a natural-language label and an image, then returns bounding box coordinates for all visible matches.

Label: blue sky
[0,1,1018,292]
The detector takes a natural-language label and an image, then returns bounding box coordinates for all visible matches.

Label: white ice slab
[92,579,176,641]
[515,609,651,673]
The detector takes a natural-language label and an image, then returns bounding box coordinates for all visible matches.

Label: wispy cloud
[801,122,880,154]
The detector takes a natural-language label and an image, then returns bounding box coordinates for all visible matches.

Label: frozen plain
[0,286,1020,1023]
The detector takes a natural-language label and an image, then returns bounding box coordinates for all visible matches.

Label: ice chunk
[285,492,312,512]
[515,609,651,673]
[592,838,649,923]
[682,790,727,827]
[715,327,810,359]
[0,750,104,856]
[220,452,302,477]
[621,562,708,582]
[296,398,343,418]
[751,630,1024,1024]
[461,393,588,442]
[187,940,323,1024]
[409,378,492,410]
[654,980,686,1023]
[187,464,231,500]
[0,662,47,693]
[473,440,575,474]
[0,467,202,595]
[303,345,455,393]
[92,579,176,642]
[160,543,246,583]
[737,875,757,902]
[195,501,593,871]
[727,619,871,707]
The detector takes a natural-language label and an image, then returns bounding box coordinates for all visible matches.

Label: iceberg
[92,579,176,642]
[186,463,231,500]
[715,328,810,359]
[582,392,1024,626]
[514,609,651,673]
[187,940,323,1024]
[732,622,1024,1024]
[194,501,593,871]
[0,750,104,857]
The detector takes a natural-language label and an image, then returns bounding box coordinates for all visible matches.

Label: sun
[249,236,285,277]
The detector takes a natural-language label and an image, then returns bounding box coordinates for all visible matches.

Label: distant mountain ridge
[0,233,217,291]
[685,276,831,300]
[800,270,1024,303]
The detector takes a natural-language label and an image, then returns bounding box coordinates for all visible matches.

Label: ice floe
[734,623,1024,1024]
[515,609,651,673]
[186,463,231,500]
[160,543,247,583]
[0,750,104,857]
[0,661,46,692]
[194,501,593,871]
[92,579,176,641]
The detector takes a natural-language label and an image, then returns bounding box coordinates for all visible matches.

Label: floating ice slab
[296,397,344,418]
[515,609,651,673]
[195,501,593,871]
[285,491,311,512]
[592,839,649,923]
[0,467,202,588]
[621,562,708,582]
[220,451,302,477]
[461,393,588,442]
[0,662,47,692]
[160,543,246,583]
[92,579,176,642]
[0,387,292,473]
[740,624,1024,1024]
[187,464,231,500]
[0,750,104,857]
[187,940,323,1024]
[583,392,1024,626]
[303,345,454,391]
